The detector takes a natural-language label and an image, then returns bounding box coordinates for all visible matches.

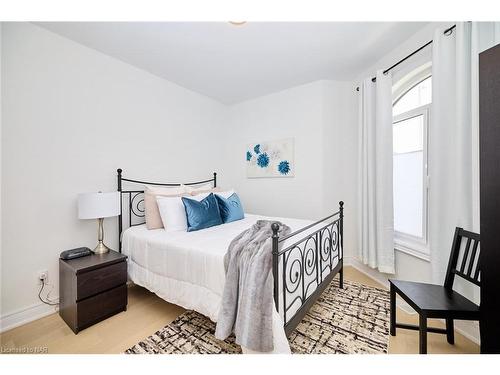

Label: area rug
[125,279,390,354]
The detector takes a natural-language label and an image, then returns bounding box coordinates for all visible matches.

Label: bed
[117,169,344,351]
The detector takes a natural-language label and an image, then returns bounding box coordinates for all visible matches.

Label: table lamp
[78,191,120,254]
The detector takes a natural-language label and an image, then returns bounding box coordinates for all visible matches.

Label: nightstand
[59,250,128,334]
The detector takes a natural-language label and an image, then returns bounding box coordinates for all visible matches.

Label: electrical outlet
[38,270,48,284]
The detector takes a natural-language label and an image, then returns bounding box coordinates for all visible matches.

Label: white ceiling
[36,22,428,104]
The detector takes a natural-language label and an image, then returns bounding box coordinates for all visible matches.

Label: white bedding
[122,213,336,353]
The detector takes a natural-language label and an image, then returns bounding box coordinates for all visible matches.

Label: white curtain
[429,23,475,284]
[358,70,395,274]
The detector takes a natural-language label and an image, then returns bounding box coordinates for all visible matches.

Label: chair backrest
[444,227,481,289]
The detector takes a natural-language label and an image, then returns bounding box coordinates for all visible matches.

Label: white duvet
[122,213,323,353]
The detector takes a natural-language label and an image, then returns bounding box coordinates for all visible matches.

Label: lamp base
[93,241,111,254]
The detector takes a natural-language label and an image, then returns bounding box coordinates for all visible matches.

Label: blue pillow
[182,193,223,232]
[215,193,244,223]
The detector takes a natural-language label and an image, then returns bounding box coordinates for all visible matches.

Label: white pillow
[156,196,188,232]
[156,193,212,232]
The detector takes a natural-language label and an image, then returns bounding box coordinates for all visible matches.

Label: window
[393,72,431,257]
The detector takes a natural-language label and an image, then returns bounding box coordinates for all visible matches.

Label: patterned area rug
[125,279,390,354]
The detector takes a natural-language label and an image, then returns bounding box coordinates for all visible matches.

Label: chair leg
[339,267,344,289]
[390,284,396,336]
[446,318,455,345]
[419,315,427,354]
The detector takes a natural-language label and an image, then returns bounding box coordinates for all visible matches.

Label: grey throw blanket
[215,220,291,352]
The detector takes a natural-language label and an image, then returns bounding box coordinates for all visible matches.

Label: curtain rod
[355,24,456,92]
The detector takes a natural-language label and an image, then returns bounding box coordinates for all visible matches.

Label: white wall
[322,81,359,260]
[223,80,358,256]
[224,81,324,219]
[0,22,227,328]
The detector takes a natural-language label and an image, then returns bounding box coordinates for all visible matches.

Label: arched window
[392,67,431,257]
[393,76,432,116]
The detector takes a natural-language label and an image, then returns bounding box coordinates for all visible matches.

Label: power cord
[38,279,59,306]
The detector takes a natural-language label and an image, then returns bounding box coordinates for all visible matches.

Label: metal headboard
[117,168,217,252]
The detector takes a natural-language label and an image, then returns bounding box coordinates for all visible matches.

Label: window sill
[394,243,430,262]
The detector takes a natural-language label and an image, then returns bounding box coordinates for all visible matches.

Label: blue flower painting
[278,160,290,175]
[246,138,294,178]
[257,153,270,168]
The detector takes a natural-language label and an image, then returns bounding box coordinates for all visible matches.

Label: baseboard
[344,256,480,346]
[455,321,480,345]
[344,256,390,288]
[0,302,58,333]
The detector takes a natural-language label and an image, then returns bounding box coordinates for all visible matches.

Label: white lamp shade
[78,191,120,219]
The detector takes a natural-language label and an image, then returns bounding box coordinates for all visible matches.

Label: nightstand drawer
[76,284,127,330]
[76,261,127,300]
[59,250,128,333]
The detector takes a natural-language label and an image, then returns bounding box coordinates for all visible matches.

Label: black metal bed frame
[116,168,343,335]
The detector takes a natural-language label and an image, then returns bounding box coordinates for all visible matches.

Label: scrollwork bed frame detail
[116,169,343,336]
[272,202,343,335]
[117,168,217,252]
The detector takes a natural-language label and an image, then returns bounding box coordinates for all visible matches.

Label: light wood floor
[0,266,479,354]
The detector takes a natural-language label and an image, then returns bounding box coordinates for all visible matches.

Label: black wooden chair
[389,227,480,354]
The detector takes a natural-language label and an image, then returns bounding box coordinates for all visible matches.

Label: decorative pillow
[215,193,244,223]
[216,189,235,199]
[183,183,221,196]
[182,193,223,232]
[145,185,186,230]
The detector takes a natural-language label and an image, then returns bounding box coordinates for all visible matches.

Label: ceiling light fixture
[228,21,247,26]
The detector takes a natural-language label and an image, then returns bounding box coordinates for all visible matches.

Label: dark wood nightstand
[59,250,128,334]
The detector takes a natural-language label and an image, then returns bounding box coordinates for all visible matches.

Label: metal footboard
[271,201,344,335]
